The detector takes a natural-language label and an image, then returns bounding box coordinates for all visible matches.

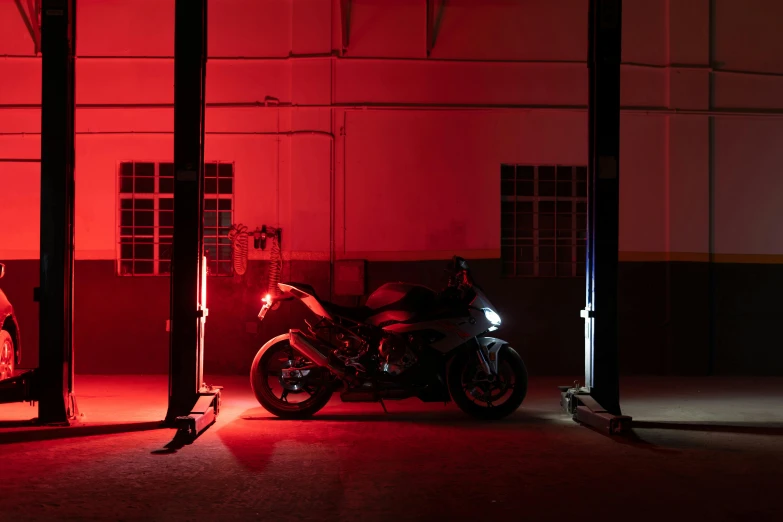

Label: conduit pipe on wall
[2,103,783,118]
[662,0,672,376]
[707,0,717,375]
[2,52,783,80]
[0,132,336,175]
[0,130,335,137]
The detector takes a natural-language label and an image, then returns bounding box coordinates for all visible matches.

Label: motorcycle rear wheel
[448,345,528,420]
[250,339,333,419]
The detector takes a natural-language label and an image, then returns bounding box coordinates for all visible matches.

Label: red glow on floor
[2,375,783,519]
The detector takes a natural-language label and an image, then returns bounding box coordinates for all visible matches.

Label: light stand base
[171,385,222,441]
[560,385,632,435]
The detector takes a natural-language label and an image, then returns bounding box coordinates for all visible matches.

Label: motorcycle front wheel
[250,339,333,419]
[448,345,528,420]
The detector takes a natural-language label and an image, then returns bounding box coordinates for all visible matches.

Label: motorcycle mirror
[450,255,468,270]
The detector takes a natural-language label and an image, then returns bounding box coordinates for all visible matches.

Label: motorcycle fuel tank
[365,283,437,311]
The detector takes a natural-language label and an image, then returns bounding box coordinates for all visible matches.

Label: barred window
[117,161,234,276]
[501,164,587,277]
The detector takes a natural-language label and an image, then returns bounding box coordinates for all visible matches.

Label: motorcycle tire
[250,338,333,419]
[448,345,528,420]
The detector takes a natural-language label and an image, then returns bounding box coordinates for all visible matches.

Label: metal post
[37,0,77,425]
[165,0,208,423]
[584,0,623,416]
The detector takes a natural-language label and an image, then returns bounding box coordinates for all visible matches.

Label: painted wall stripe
[3,250,783,264]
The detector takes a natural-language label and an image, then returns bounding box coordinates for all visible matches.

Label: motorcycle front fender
[476,336,508,375]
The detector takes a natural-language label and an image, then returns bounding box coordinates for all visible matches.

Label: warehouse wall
[1,0,782,376]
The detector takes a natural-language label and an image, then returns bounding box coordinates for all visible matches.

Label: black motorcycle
[250,257,528,419]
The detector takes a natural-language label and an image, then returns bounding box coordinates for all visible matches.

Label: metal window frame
[116,160,235,276]
[501,164,587,278]
[202,161,235,276]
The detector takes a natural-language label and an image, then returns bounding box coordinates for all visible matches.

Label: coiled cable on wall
[267,228,282,298]
[228,224,249,276]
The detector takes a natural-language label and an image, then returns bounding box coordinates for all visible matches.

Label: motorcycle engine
[378,334,418,375]
[333,334,371,374]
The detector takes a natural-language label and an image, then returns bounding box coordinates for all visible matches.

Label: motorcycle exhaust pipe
[289,329,345,377]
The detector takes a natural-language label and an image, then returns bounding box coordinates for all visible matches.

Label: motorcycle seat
[283,281,451,327]
[321,301,375,323]
[283,282,374,323]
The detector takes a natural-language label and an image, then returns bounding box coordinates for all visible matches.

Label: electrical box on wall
[334,259,366,296]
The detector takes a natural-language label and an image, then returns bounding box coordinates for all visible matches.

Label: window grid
[501,164,587,278]
[117,161,234,276]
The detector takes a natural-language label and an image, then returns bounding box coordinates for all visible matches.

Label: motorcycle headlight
[483,308,501,327]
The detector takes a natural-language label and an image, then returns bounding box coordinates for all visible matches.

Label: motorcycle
[250,256,528,420]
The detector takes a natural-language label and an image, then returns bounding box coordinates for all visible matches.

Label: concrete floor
[1,375,782,522]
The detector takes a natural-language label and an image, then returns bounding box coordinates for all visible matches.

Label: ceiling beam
[13,0,41,55]
[28,0,42,54]
[427,0,446,57]
[339,0,351,54]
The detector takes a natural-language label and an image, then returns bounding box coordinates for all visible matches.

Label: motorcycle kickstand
[379,398,388,414]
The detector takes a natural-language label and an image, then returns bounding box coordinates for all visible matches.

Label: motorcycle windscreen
[470,288,495,312]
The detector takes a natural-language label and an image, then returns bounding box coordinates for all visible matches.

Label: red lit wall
[1,0,783,374]
[2,0,781,262]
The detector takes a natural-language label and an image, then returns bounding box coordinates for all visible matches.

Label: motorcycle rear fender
[258,292,295,321]
[254,333,291,360]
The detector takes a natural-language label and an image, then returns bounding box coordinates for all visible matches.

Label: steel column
[583,0,623,416]
[165,0,208,423]
[37,0,77,425]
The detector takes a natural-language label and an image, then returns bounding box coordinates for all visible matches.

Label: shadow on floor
[632,420,783,436]
[151,430,196,455]
[238,408,556,428]
[151,420,221,455]
[0,420,170,445]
